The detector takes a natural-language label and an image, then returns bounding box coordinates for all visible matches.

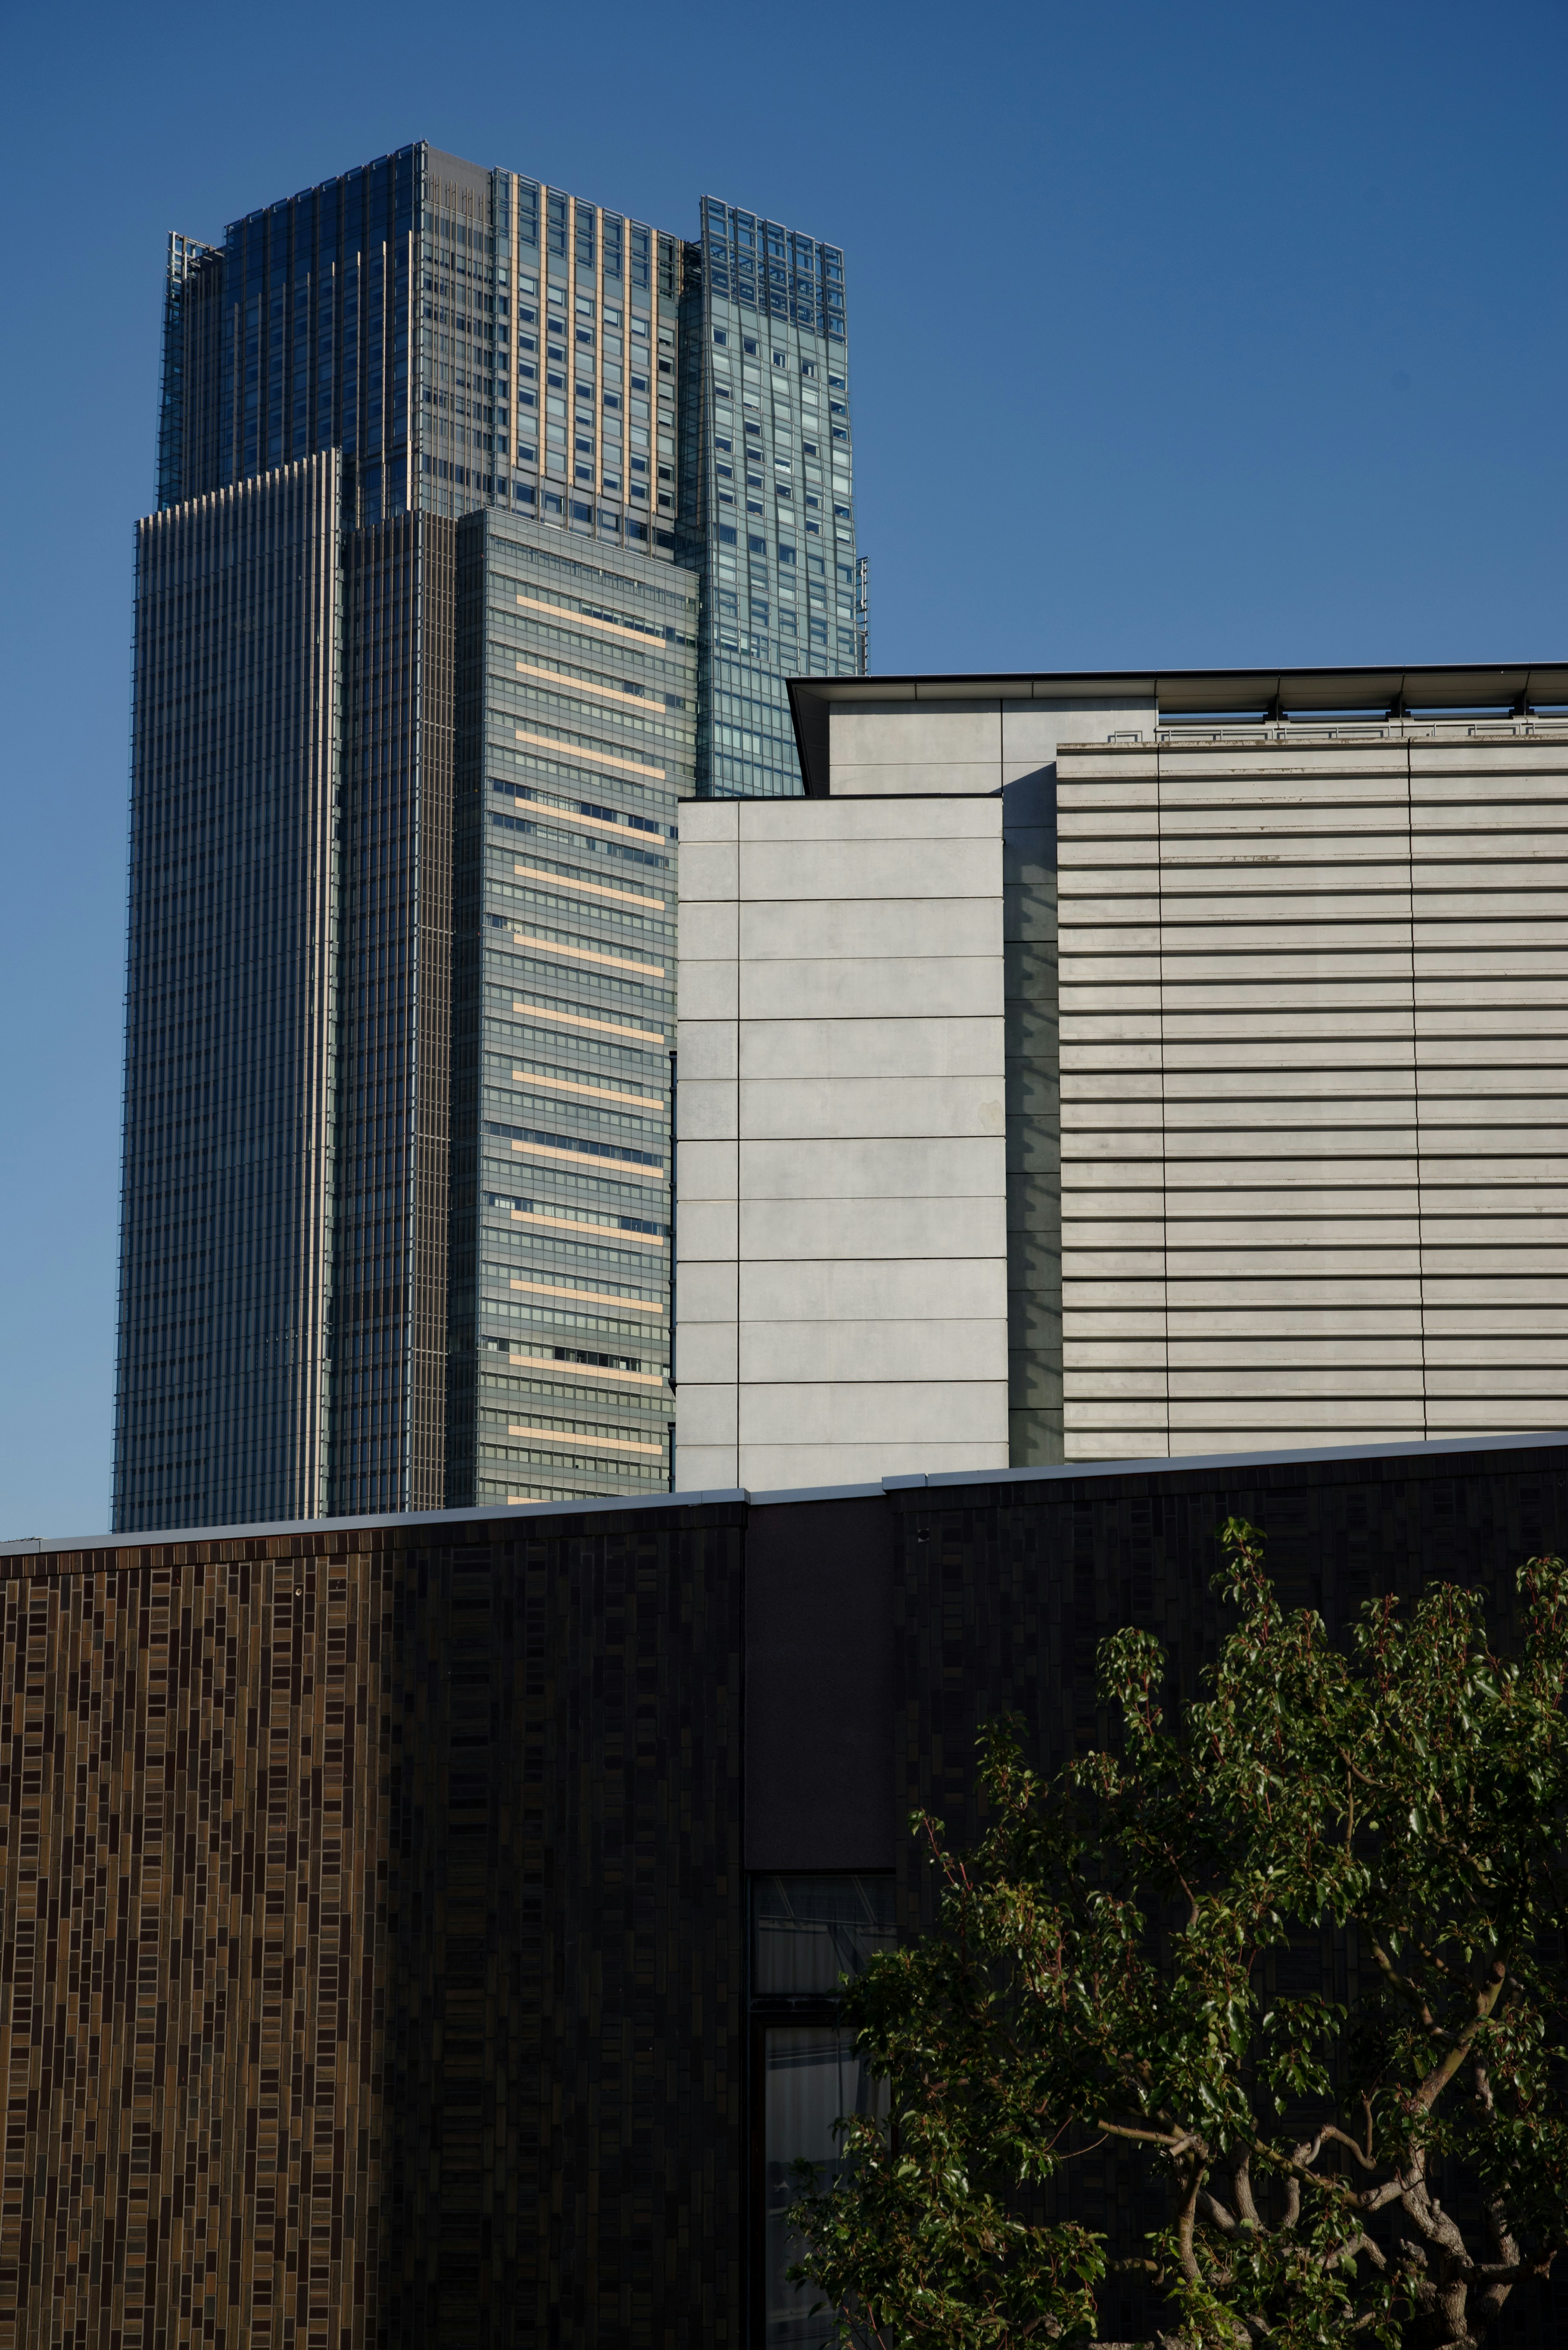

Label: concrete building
[4,1431,1566,2346]
[675,664,1568,1490]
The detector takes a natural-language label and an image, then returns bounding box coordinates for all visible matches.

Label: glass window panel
[763,2023,888,2348]
[751,1873,895,1994]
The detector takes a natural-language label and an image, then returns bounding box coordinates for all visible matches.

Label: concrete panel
[737,1439,1011,1485]
[830,705,1001,770]
[738,1017,1004,1081]
[675,1262,737,1321]
[679,1079,739,1142]
[677,959,740,1019]
[677,800,738,845]
[675,1198,738,1262]
[677,1020,739,1081]
[737,836,1001,904]
[1002,702,1154,763]
[675,1385,738,1445]
[733,798,1002,843]
[675,1140,738,1200]
[831,763,1000,798]
[672,1323,739,1385]
[679,901,740,961]
[673,1443,739,1489]
[739,1195,1009,1262]
[677,841,739,902]
[739,956,1005,1022]
[738,1256,1008,1323]
[737,1381,1009,1446]
[739,895,1002,964]
[739,1136,1006,1201]
[738,1318,1008,1384]
[737,1075,1006,1141]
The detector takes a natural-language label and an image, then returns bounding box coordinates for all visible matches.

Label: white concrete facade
[1057,722,1568,1459]
[678,671,1568,1485]
[674,793,1011,1492]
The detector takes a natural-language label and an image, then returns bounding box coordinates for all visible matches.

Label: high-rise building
[113,143,859,1533]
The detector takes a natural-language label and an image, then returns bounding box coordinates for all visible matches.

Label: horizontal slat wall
[1057,727,1568,1461]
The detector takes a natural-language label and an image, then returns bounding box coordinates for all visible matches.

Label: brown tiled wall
[0,1507,744,2348]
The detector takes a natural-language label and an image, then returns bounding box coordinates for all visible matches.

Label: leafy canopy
[791,1523,1568,2350]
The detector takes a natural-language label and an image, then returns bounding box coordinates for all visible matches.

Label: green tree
[791,1523,1568,2349]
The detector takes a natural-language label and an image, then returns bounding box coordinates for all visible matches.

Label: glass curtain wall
[330,515,456,1517]
[750,1876,895,2348]
[114,454,343,1532]
[128,145,858,1525]
[446,507,696,1506]
[686,198,858,797]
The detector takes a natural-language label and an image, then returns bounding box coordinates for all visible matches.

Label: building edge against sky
[114,141,861,1533]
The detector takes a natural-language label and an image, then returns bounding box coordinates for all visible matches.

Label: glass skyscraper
[113,141,858,1532]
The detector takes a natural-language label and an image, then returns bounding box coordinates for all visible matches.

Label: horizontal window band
[514,597,663,653]
[511,930,665,978]
[499,794,670,848]
[516,660,678,716]
[509,1351,666,1386]
[511,999,665,1046]
[509,1208,664,1248]
[514,728,665,780]
[510,1278,664,1313]
[511,861,664,911]
[508,1425,666,1456]
[512,1070,664,1110]
[510,1139,663,1181]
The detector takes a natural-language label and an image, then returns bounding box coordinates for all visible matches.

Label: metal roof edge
[1,1487,751,1562]
[888,1429,1568,1494]
[10,1431,1566,1562]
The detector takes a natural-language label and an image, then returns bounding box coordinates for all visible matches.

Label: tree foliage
[790,1523,1568,2349]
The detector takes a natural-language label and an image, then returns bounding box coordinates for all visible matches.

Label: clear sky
[1,0,1564,1536]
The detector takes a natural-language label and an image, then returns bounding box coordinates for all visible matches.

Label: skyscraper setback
[114,142,859,1533]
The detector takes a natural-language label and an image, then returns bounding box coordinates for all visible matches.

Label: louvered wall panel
[1058,727,1568,1461]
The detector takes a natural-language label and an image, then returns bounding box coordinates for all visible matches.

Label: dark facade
[117,458,343,1530]
[7,1432,1568,2346]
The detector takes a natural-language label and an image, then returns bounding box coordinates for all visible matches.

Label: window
[800,359,817,378]
[773,351,787,368]
[576,294,595,318]
[713,328,728,346]
[743,337,758,356]
[748,535,766,555]
[751,1876,895,2350]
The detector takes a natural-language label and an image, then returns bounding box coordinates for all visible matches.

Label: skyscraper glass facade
[686,197,860,797]
[116,141,856,1531]
[448,508,692,1505]
[117,455,343,1530]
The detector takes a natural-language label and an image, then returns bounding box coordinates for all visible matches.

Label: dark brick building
[2,1430,1566,2347]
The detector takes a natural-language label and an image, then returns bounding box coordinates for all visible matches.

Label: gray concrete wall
[1057,723,1568,1459]
[821,695,1156,1463]
[675,795,1010,1492]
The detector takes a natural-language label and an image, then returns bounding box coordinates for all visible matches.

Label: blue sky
[1,0,1564,1534]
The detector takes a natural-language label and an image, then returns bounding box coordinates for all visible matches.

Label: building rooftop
[7,1427,1566,1560]
[787,660,1568,795]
